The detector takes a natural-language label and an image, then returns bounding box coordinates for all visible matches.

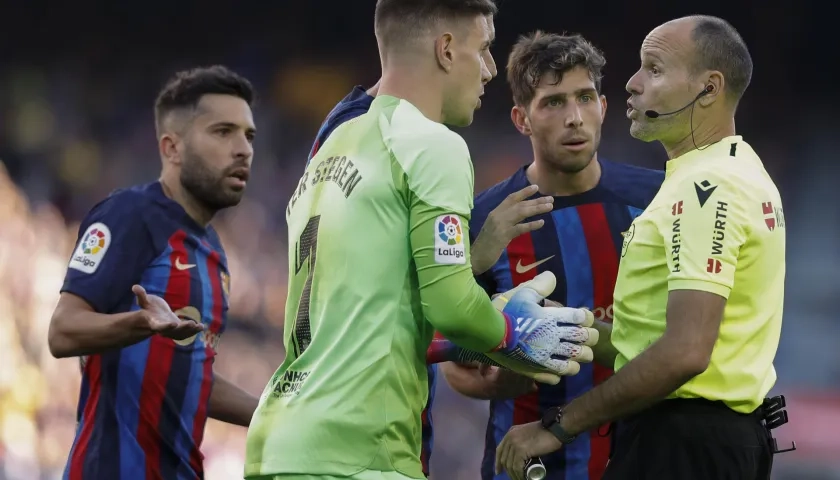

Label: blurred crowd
[2,2,839,478]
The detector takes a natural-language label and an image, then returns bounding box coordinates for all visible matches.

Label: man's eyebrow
[208,121,257,133]
[540,92,567,102]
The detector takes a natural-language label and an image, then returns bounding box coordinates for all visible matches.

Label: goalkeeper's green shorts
[247,471,416,480]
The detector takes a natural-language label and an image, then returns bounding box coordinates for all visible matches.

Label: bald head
[655,15,753,107]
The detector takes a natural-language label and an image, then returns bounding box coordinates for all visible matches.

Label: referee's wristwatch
[541,406,577,444]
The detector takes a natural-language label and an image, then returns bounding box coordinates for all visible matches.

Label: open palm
[132,285,204,340]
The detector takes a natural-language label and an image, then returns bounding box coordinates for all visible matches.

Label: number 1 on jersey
[292,215,320,357]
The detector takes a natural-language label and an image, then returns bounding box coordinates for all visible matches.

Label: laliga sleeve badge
[68,222,112,274]
[434,214,466,265]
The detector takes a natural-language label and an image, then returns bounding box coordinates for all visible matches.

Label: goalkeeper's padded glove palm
[486,271,599,385]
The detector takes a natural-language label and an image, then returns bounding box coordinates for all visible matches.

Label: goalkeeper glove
[486,271,598,385]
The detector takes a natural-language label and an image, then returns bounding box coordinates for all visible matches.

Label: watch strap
[542,407,577,444]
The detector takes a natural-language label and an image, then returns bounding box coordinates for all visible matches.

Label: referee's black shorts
[603,398,773,480]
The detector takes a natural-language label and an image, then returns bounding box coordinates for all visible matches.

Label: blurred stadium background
[1,1,837,479]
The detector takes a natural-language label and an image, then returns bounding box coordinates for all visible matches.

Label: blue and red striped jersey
[308,86,377,164]
[60,182,229,480]
[308,85,437,476]
[472,160,664,480]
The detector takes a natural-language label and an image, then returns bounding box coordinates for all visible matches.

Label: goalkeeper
[244,1,597,480]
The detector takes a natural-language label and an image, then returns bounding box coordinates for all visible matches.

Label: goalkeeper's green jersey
[245,96,506,478]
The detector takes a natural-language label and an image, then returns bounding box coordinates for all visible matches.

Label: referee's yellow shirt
[612,136,785,413]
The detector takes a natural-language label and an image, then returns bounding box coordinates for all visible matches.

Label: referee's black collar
[665,135,742,175]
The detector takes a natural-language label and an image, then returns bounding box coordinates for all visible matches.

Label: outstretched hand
[471,185,553,275]
[132,285,204,341]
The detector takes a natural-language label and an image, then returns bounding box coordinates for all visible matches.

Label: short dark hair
[506,31,606,108]
[154,65,254,136]
[688,15,753,105]
[374,0,497,46]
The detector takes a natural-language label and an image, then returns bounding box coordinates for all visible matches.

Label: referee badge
[620,224,635,258]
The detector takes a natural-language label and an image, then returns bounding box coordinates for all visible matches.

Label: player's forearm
[469,235,496,276]
[440,362,497,400]
[592,320,618,369]
[422,274,506,352]
[559,334,702,436]
[208,375,259,427]
[48,307,152,358]
[409,201,506,352]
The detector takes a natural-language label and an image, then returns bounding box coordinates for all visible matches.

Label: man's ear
[511,105,532,136]
[600,94,608,122]
[698,71,724,107]
[435,32,455,72]
[159,132,183,166]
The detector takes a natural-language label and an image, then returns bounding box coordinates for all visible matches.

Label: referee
[495,15,788,480]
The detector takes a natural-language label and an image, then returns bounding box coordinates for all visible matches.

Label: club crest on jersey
[220,271,231,299]
[68,222,112,274]
[434,214,466,265]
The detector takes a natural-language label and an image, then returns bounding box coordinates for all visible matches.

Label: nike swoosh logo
[515,256,555,274]
[175,257,196,270]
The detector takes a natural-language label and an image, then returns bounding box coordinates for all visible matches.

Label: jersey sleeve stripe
[136,230,189,479]
[67,355,103,480]
[577,203,621,480]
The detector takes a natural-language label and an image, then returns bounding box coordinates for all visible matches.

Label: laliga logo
[437,215,463,245]
[82,227,107,254]
[435,215,465,261]
[72,255,97,269]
